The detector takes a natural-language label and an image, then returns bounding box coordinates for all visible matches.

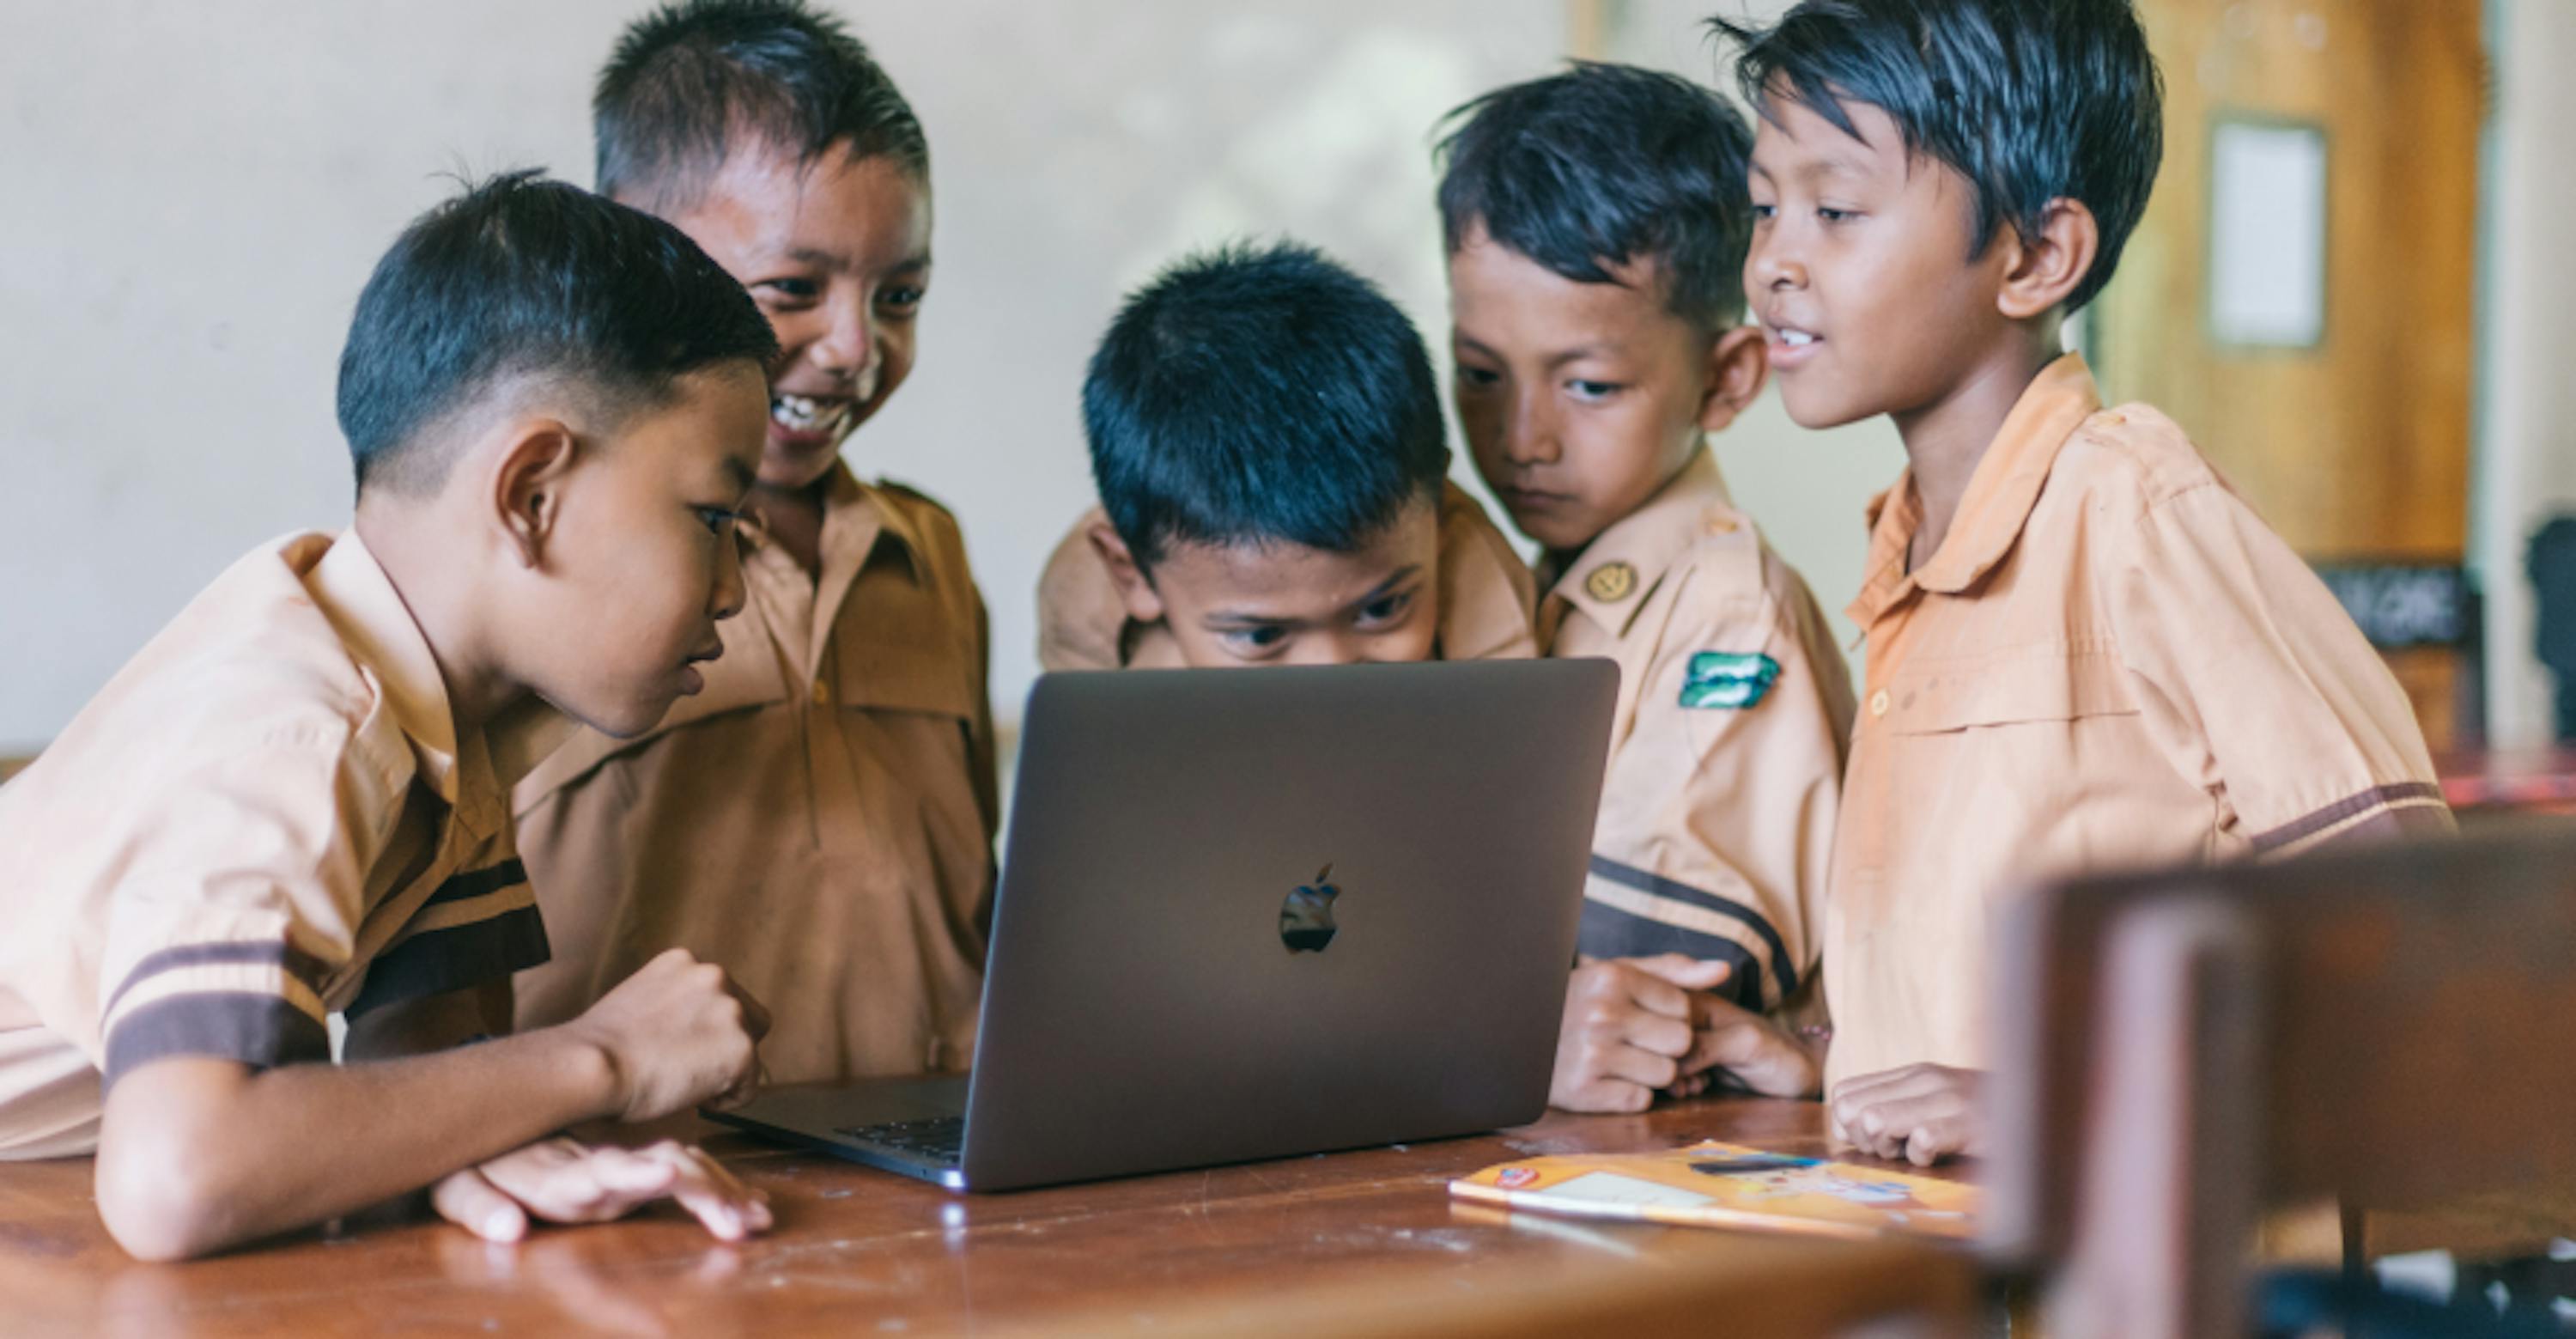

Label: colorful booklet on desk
[1449,1141,1978,1242]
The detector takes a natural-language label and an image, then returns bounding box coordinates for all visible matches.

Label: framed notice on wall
[2207,117,2330,350]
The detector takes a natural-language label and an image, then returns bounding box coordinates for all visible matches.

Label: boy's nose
[1504,390,1562,466]
[710,533,748,623]
[1285,632,1365,667]
[1749,240,1807,293]
[810,302,878,385]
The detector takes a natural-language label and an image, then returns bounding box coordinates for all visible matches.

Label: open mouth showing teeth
[1777,330,1819,347]
[771,393,854,437]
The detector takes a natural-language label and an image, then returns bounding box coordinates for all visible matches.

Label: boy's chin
[756,433,854,492]
[1774,382,1882,432]
[555,690,680,741]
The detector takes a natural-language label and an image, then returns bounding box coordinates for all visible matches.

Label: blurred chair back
[2530,517,2576,740]
[1981,822,2576,1336]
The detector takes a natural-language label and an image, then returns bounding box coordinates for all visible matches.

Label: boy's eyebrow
[1454,332,1620,370]
[1340,565,1425,613]
[785,245,933,274]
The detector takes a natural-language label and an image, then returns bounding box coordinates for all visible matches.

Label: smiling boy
[1721,0,2450,1164]
[513,0,999,1085]
[1437,64,1853,1113]
[1038,241,1537,671]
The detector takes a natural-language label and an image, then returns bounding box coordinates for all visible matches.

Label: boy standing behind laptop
[513,0,998,1085]
[1437,65,1852,1113]
[1038,241,1538,670]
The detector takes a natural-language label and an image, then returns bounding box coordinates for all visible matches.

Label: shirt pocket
[1886,645,2136,735]
[827,561,981,722]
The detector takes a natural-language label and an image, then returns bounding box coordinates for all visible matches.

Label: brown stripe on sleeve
[2250,781,2452,855]
[344,904,550,1019]
[102,994,331,1088]
[1587,854,1798,998]
[1576,902,1766,1010]
[100,940,331,1023]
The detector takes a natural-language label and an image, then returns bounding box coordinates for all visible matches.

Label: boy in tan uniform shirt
[1436,66,1852,1113]
[1724,0,2451,1164]
[512,2,997,1082]
[0,176,774,1257]
[1037,242,1537,673]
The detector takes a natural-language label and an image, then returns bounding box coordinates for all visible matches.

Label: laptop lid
[957,658,1617,1190]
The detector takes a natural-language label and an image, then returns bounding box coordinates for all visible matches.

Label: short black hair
[1713,0,2163,312]
[595,0,927,210]
[336,170,778,496]
[1435,62,1756,331]
[1084,241,1449,570]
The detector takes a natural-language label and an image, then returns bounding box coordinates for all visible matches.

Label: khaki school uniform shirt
[513,466,997,1082]
[1825,354,2453,1087]
[1036,482,1540,670]
[0,533,562,1159]
[1540,449,1854,1012]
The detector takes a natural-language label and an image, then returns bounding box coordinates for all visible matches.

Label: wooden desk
[0,1098,1976,1337]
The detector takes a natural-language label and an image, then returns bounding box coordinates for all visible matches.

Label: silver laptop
[707,658,1617,1190]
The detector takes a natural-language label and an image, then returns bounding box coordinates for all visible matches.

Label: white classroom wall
[3,2,2562,751]
[0,1,1754,749]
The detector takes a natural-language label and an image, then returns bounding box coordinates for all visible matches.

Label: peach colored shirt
[0,533,562,1159]
[1825,355,2452,1086]
[1035,482,1540,671]
[513,466,996,1082]
[1540,449,1854,1012]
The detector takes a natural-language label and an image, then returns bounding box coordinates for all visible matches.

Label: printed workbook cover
[1449,1141,1978,1241]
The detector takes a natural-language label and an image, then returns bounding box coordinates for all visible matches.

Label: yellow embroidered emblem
[1584,562,1638,603]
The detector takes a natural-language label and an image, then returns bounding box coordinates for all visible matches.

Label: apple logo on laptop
[1279,864,1340,953]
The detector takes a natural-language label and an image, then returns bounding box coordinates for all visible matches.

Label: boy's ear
[489,418,580,569]
[1085,520,1166,624]
[1996,198,2101,321]
[1697,325,1772,434]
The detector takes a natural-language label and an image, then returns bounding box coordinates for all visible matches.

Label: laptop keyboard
[836,1116,966,1167]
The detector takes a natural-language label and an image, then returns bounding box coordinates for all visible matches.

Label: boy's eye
[1817,206,1859,224]
[1218,625,1290,656]
[878,285,925,313]
[1567,379,1624,403]
[1751,202,1777,221]
[756,278,821,303]
[1355,590,1416,629]
[1455,365,1502,390]
[695,506,740,535]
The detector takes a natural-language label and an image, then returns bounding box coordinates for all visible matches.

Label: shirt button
[811,679,831,707]
[1868,689,1890,717]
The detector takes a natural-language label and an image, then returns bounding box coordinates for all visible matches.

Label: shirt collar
[1846,352,2102,629]
[740,461,928,585]
[1544,447,1742,639]
[304,531,565,839]
[307,531,465,804]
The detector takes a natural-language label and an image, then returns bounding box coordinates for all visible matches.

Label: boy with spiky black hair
[1039,240,1537,670]
[0,173,778,1257]
[1718,0,2448,1164]
[513,0,999,1088]
[1437,63,1854,1115]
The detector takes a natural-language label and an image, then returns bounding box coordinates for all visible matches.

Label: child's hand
[564,948,769,1123]
[431,1138,774,1242]
[1664,977,1819,1100]
[1828,1063,1984,1166]
[1550,954,1735,1112]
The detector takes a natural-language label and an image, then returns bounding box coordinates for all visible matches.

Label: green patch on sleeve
[1680,652,1781,709]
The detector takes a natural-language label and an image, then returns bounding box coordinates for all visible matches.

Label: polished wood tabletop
[0,1097,1978,1337]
